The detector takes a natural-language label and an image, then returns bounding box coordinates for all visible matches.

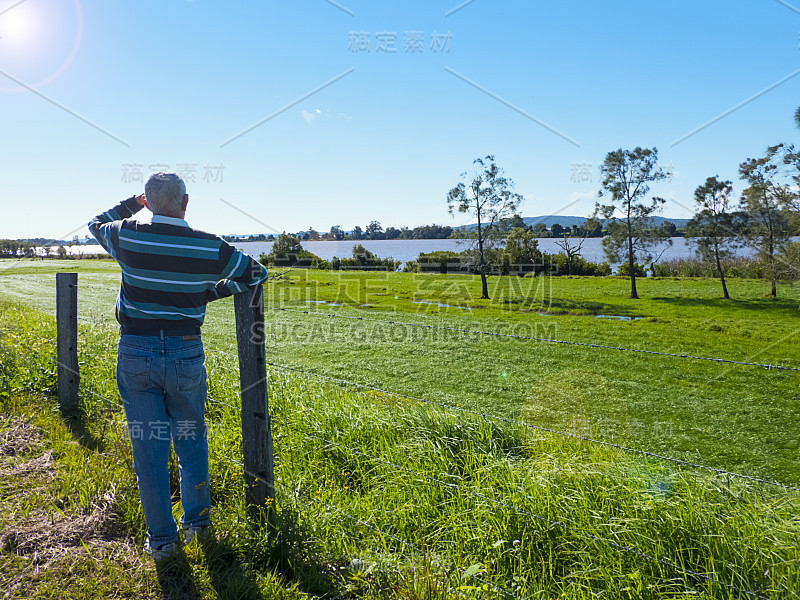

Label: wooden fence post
[234,284,276,523]
[56,272,79,414]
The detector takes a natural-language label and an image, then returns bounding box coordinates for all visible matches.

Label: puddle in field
[412,301,471,310]
[595,315,643,321]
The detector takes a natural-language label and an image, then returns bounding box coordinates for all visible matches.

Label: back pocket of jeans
[118,356,153,391]
[176,356,206,392]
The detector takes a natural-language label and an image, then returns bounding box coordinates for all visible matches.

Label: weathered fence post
[234,283,276,523]
[56,272,79,414]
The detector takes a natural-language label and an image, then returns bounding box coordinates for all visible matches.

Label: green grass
[2,259,798,484]
[1,259,799,598]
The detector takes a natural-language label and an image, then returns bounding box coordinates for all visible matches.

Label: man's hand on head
[135,194,146,206]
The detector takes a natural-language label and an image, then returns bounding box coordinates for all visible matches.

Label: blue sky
[2,0,799,239]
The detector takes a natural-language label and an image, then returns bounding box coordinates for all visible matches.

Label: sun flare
[0,3,36,45]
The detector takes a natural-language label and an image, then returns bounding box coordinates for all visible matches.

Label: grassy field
[1,259,798,484]
[0,259,799,598]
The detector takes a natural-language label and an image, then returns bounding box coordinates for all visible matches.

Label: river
[65,236,787,268]
[231,237,765,267]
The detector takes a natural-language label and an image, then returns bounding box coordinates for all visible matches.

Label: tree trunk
[769,236,776,297]
[629,266,638,299]
[626,207,638,299]
[628,236,638,299]
[714,244,729,300]
[476,198,489,300]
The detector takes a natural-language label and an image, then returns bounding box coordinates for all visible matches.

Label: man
[88,173,268,560]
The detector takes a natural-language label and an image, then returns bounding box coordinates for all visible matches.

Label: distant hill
[522,215,692,229]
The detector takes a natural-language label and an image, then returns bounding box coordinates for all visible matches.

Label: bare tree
[554,217,599,275]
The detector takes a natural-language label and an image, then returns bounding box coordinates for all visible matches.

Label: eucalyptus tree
[594,147,670,299]
[739,155,793,297]
[447,156,524,299]
[685,177,741,299]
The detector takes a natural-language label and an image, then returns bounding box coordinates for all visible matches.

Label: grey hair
[144,172,186,215]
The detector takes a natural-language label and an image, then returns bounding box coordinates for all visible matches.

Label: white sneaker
[183,524,211,545]
[144,539,179,561]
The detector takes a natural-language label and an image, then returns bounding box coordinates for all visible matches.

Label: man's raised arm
[87,194,145,257]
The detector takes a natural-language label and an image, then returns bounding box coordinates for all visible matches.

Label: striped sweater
[88,196,269,330]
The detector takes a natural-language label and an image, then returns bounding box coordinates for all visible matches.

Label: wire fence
[222,357,797,494]
[24,276,795,491]
[45,278,800,373]
[1,278,797,599]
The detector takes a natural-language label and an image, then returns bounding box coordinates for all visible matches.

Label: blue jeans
[116,334,212,547]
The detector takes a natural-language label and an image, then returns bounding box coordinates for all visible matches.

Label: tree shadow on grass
[651,296,800,314]
[506,296,637,316]
[155,549,202,600]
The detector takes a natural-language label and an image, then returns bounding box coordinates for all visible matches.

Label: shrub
[333,244,401,272]
[617,262,646,277]
[547,253,612,276]
[652,257,779,279]
[416,251,472,274]
[259,234,329,269]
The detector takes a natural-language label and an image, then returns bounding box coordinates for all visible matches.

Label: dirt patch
[0,416,42,457]
[0,450,54,479]
[1,489,120,557]
[0,416,140,575]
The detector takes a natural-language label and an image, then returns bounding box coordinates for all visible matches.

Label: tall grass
[653,257,765,279]
[1,299,798,599]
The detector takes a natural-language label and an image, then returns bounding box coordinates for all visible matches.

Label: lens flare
[0,0,83,93]
[0,4,34,44]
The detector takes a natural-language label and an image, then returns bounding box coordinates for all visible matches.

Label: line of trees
[259,234,401,271]
[294,222,464,241]
[681,110,800,299]
[0,240,38,258]
[590,137,800,300]
[294,216,608,242]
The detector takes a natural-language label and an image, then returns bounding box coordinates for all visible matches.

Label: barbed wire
[81,385,124,411]
[265,306,800,373]
[289,427,772,600]
[207,395,243,413]
[9,326,799,494]
[260,360,800,493]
